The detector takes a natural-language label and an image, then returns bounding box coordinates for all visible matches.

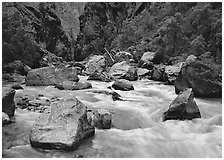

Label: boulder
[26,66,79,86]
[140,51,156,63]
[164,63,183,85]
[87,71,114,82]
[151,65,167,82]
[186,54,197,64]
[87,109,112,129]
[163,88,201,121]
[84,55,106,75]
[2,89,16,117]
[55,81,92,90]
[112,79,134,91]
[2,112,11,126]
[3,60,31,76]
[137,68,151,78]
[87,90,122,101]
[114,51,133,63]
[2,73,26,83]
[29,98,95,150]
[11,84,23,90]
[109,61,138,81]
[139,61,154,70]
[174,60,222,97]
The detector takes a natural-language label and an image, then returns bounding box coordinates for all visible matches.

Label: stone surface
[114,51,133,63]
[164,63,183,85]
[84,55,106,75]
[39,51,65,67]
[87,109,112,129]
[151,65,167,82]
[174,60,222,97]
[163,88,201,121]
[87,71,114,82]
[29,98,95,150]
[2,112,11,126]
[87,90,122,101]
[55,81,92,90]
[26,66,79,86]
[186,54,197,64]
[11,84,23,90]
[140,52,156,63]
[112,79,134,91]
[3,60,31,76]
[109,61,138,81]
[2,89,16,117]
[137,68,151,77]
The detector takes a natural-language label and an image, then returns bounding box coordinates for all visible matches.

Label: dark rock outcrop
[87,71,114,82]
[29,98,95,150]
[109,61,138,81]
[163,88,201,121]
[174,60,222,97]
[26,66,79,86]
[114,51,133,63]
[84,55,106,75]
[87,90,122,101]
[11,84,23,90]
[87,109,112,129]
[55,81,92,90]
[2,73,26,83]
[2,112,11,126]
[2,89,16,117]
[151,65,167,82]
[112,79,134,91]
[39,51,65,67]
[3,60,31,76]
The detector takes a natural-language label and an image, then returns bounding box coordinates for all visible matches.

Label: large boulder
[91,109,112,129]
[11,84,23,90]
[151,65,167,82]
[163,88,201,121]
[55,81,92,90]
[84,55,106,75]
[114,51,133,63]
[174,60,222,97]
[3,60,31,76]
[137,68,151,78]
[29,98,95,150]
[87,71,114,82]
[26,66,79,86]
[2,89,16,117]
[112,79,134,91]
[140,52,156,63]
[164,63,183,85]
[109,61,138,81]
[2,112,11,126]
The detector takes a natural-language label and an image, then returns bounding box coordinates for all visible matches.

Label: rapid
[2,76,222,158]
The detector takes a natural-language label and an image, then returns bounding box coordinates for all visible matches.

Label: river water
[2,77,222,158]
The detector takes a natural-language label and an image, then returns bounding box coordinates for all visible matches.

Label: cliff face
[2,2,85,67]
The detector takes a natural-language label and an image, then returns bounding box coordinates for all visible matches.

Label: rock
[174,60,222,97]
[2,112,11,126]
[140,51,156,63]
[11,84,23,90]
[151,65,167,82]
[2,89,16,117]
[109,61,138,81]
[112,79,134,91]
[163,88,201,121]
[114,51,133,63]
[55,81,92,90]
[3,60,31,76]
[26,66,79,86]
[84,55,106,75]
[90,109,112,129]
[29,98,95,150]
[186,54,197,64]
[164,63,183,85]
[87,90,122,101]
[87,71,114,82]
[39,51,65,67]
[139,61,154,70]
[2,73,26,83]
[137,68,151,78]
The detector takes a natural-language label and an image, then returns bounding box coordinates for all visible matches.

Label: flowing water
[2,77,222,158]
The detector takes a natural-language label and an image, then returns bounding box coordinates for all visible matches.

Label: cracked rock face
[29,97,95,150]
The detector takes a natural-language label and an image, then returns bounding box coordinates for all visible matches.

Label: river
[2,76,222,158]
